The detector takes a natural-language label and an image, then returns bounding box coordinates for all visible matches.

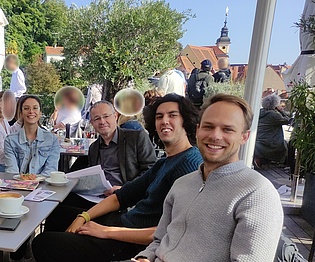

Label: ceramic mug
[50,171,67,183]
[0,192,24,214]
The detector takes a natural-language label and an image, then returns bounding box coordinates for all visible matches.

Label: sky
[65,0,306,65]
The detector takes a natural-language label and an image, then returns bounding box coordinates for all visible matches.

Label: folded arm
[77,221,156,245]
[67,194,121,232]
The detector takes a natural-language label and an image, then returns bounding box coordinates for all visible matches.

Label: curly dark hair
[144,93,199,147]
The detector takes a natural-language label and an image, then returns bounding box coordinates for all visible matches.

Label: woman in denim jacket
[4,95,60,176]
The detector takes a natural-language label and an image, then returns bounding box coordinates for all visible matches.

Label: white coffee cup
[50,171,67,183]
[0,192,24,214]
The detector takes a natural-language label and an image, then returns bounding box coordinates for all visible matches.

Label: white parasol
[0,8,8,91]
[282,0,315,91]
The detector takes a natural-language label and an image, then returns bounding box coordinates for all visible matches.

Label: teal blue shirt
[115,146,203,228]
[4,127,60,176]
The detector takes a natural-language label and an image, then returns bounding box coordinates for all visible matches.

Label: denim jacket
[4,127,60,176]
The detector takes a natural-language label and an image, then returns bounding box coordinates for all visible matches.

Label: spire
[216,7,230,43]
[216,7,231,54]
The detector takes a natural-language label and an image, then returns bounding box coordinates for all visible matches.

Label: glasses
[91,113,114,123]
[22,106,40,112]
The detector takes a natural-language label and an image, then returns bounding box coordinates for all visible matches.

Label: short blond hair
[200,94,254,131]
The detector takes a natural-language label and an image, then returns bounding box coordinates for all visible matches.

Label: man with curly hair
[32,94,203,262]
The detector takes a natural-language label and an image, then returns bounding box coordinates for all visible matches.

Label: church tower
[216,7,231,55]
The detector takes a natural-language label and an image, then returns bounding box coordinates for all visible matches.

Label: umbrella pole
[239,0,277,166]
[290,150,301,202]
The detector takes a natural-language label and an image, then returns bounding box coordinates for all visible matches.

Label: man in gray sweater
[134,94,283,262]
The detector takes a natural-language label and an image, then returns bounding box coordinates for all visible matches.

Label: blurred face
[218,58,229,70]
[5,58,18,72]
[196,101,250,166]
[2,94,16,121]
[21,98,41,125]
[155,102,186,146]
[90,103,117,136]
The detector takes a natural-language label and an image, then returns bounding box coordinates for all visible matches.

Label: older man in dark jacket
[88,126,156,192]
[44,101,156,232]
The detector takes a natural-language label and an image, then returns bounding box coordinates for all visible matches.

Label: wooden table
[0,173,79,202]
[0,201,58,262]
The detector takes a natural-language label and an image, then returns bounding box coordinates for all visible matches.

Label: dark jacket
[213,69,231,83]
[88,128,156,183]
[255,108,290,163]
[187,71,213,105]
[188,71,213,89]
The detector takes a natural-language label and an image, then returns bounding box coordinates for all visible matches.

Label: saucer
[0,206,30,218]
[45,178,69,187]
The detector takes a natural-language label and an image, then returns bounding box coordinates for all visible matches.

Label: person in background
[133,94,283,262]
[4,54,27,98]
[157,70,185,97]
[83,83,103,119]
[2,90,19,126]
[187,59,214,108]
[143,89,161,106]
[118,114,143,130]
[32,94,203,262]
[4,95,60,176]
[174,68,187,90]
[0,91,22,172]
[254,94,290,168]
[52,86,82,137]
[213,57,231,83]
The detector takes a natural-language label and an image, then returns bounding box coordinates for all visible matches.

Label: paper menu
[25,187,56,202]
[66,165,112,201]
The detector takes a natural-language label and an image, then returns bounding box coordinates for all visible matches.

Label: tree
[25,58,62,116]
[0,0,68,90]
[41,0,68,46]
[0,0,68,63]
[61,0,191,99]
[0,0,46,63]
[25,57,62,94]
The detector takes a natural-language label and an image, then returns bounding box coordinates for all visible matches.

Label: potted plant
[289,80,315,226]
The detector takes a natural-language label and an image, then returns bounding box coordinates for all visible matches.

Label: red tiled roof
[179,45,228,73]
[187,45,222,67]
[178,56,195,74]
[45,46,64,56]
[204,45,227,57]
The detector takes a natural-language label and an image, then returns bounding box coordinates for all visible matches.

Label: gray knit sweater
[137,161,283,262]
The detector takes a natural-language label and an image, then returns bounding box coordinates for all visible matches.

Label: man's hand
[76,221,111,238]
[132,259,150,262]
[104,186,121,197]
[66,217,85,233]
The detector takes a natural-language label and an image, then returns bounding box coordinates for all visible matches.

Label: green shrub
[204,82,245,99]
